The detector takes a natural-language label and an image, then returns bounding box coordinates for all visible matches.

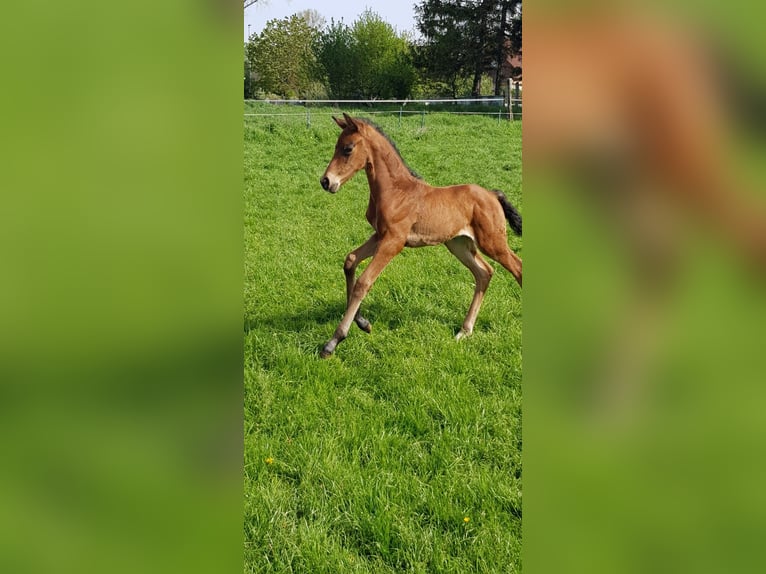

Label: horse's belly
[405,233,442,247]
[405,226,474,247]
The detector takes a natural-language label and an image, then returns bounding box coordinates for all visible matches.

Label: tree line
[245,1,521,100]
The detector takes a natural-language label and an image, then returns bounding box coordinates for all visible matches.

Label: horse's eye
[342,145,354,156]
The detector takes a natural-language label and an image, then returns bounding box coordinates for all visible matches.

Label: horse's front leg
[321,238,404,358]
[344,234,378,333]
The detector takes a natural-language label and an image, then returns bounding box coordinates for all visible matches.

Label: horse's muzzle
[320,175,339,193]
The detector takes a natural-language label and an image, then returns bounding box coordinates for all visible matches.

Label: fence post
[306,107,311,128]
[421,109,425,128]
[399,105,403,128]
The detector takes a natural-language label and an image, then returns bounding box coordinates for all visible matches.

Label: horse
[318,113,522,358]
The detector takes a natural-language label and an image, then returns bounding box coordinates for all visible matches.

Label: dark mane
[357,117,423,180]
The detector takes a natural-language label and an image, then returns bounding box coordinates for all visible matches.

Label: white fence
[244,97,522,126]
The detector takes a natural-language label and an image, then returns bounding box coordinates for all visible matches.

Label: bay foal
[319,113,522,358]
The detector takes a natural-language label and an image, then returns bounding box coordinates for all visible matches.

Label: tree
[415,1,521,97]
[314,19,358,99]
[413,2,471,97]
[244,44,256,99]
[315,10,415,99]
[352,10,414,99]
[246,15,319,98]
[297,9,325,31]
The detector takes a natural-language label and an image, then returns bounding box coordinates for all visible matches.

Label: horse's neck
[363,133,415,198]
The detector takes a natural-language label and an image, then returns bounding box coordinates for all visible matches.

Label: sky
[244,0,419,40]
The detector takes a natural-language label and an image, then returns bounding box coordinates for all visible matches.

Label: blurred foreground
[525,1,766,572]
[0,2,242,573]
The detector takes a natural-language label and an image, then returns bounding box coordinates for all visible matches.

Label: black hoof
[355,316,372,333]
[320,340,336,358]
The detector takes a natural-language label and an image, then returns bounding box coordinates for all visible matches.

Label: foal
[319,113,522,358]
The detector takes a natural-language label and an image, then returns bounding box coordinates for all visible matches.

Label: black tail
[493,190,522,236]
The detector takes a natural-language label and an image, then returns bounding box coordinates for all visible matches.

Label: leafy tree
[315,10,415,99]
[352,10,414,99]
[244,45,256,99]
[415,0,521,97]
[297,9,325,31]
[413,2,470,98]
[314,19,357,99]
[246,14,319,98]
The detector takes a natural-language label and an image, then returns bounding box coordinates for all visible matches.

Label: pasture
[244,105,522,573]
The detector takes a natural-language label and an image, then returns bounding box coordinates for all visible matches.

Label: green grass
[244,107,522,573]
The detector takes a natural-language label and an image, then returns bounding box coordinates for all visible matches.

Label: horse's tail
[492,190,522,236]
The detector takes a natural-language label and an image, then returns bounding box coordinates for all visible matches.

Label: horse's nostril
[320,176,329,190]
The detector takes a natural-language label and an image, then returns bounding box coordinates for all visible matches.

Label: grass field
[244,105,522,573]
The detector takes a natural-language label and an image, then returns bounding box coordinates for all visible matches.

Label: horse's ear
[342,113,359,132]
[332,115,347,129]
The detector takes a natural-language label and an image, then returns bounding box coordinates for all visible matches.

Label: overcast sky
[244,1,419,40]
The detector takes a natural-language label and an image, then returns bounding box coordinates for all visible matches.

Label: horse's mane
[356,117,423,180]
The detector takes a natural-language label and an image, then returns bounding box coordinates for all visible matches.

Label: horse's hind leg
[445,236,494,340]
[344,234,378,333]
[476,232,522,287]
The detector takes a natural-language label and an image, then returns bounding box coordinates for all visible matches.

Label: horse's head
[320,113,369,193]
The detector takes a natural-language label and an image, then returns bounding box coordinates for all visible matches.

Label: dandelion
[463,516,470,523]
[265,457,274,465]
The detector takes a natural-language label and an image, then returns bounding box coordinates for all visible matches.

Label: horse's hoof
[320,341,335,358]
[356,316,372,333]
[455,329,471,341]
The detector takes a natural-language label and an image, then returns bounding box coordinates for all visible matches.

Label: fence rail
[244,97,522,125]
[245,97,516,105]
